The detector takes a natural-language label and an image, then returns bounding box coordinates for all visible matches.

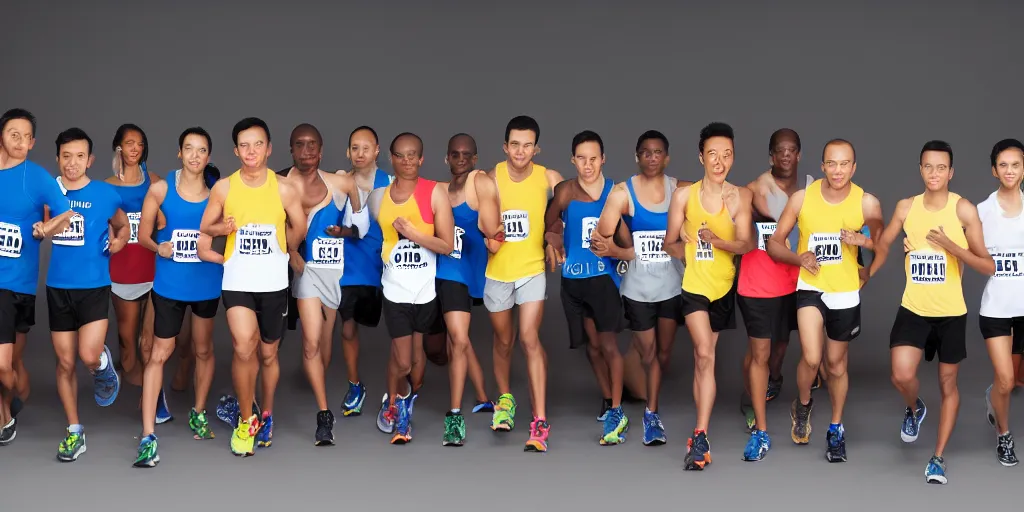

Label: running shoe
[10,396,23,418]
[93,345,120,407]
[57,427,86,462]
[743,429,771,462]
[825,425,847,463]
[155,388,173,424]
[230,415,258,457]
[740,393,755,432]
[998,432,1019,467]
[925,455,947,484]
[256,411,273,447]
[133,434,159,468]
[0,418,16,446]
[642,409,667,446]
[341,381,366,417]
[315,410,335,446]
[766,376,783,402]
[524,417,550,452]
[596,398,612,422]
[391,398,412,444]
[599,406,628,445]
[900,397,927,443]
[491,393,516,432]
[189,408,215,440]
[790,398,812,444]
[216,395,239,426]
[684,430,712,470]
[442,411,466,447]
[471,400,494,413]
[377,393,395,434]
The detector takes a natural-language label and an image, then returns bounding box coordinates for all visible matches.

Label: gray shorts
[293,266,344,310]
[111,282,153,301]
[483,273,547,313]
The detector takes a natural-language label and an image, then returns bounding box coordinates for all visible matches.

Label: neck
[770,168,798,191]
[508,160,532,174]
[636,170,663,182]
[0,150,25,169]
[241,165,266,178]
[293,165,321,182]
[353,164,376,177]
[449,171,469,190]
[700,177,724,194]
[62,174,90,190]
[998,185,1021,200]
[178,168,206,192]
[922,188,950,203]
[121,163,143,182]
[394,173,418,187]
[577,174,604,194]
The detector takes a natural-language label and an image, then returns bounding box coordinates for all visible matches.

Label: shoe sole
[684,454,711,470]
[391,435,411,444]
[926,475,947,484]
[643,438,667,446]
[133,455,161,468]
[790,417,811,444]
[1000,458,1019,467]
[315,438,335,446]
[524,441,547,452]
[442,439,465,447]
[57,444,87,462]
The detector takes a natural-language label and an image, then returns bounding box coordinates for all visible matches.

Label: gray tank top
[620,175,685,303]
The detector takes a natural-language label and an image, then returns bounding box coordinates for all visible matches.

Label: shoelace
[903,408,916,432]
[646,411,664,430]
[1000,435,1015,453]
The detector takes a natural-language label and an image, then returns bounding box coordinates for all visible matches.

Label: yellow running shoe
[230,415,258,457]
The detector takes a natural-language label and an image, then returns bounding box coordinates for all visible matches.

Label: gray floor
[0,287,1015,510]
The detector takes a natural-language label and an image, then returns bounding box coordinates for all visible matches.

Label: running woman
[132,127,225,467]
[46,128,128,462]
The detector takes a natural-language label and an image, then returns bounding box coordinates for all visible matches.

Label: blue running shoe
[257,411,273,447]
[391,397,412,444]
[684,431,712,470]
[743,430,771,461]
[471,400,494,413]
[377,393,395,434]
[642,409,667,446]
[155,388,173,424]
[900,397,926,443]
[216,395,240,427]
[600,406,628,445]
[925,455,947,484]
[341,381,366,417]
[93,345,120,407]
[825,425,847,463]
[597,398,612,422]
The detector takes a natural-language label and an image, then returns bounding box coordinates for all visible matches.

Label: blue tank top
[0,161,72,295]
[47,180,124,289]
[153,170,223,302]
[112,162,151,244]
[436,200,487,298]
[562,179,619,284]
[341,168,392,287]
[303,173,347,267]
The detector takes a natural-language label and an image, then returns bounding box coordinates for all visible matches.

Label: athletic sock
[451,408,460,415]
[69,424,83,434]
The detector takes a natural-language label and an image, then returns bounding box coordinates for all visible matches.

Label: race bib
[756,222,777,252]
[388,239,429,271]
[53,213,85,247]
[310,237,344,268]
[580,216,599,249]
[450,226,465,259]
[992,251,1024,279]
[0,222,23,258]
[171,229,201,263]
[694,234,714,261]
[235,224,276,256]
[127,211,141,244]
[633,230,669,263]
[502,210,530,242]
[808,232,842,265]
[908,251,946,284]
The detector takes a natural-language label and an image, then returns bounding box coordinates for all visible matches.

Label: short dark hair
[390,132,423,155]
[113,123,149,163]
[232,117,271,146]
[698,122,734,154]
[990,139,1024,168]
[0,108,36,136]
[290,123,323,146]
[822,138,856,162]
[504,115,540,144]
[920,140,953,166]
[636,130,669,154]
[448,133,478,155]
[571,130,604,155]
[179,127,212,153]
[349,125,378,146]
[55,127,93,156]
[769,128,801,153]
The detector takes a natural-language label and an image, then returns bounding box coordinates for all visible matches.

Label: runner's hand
[32,222,45,240]
[798,250,819,275]
[157,242,173,259]
[545,242,565,272]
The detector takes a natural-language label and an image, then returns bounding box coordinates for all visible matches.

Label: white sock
[97,350,108,371]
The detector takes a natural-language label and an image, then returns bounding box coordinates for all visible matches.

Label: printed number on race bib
[908,251,946,284]
[0,222,23,258]
[310,237,344,267]
[694,236,714,261]
[235,224,276,256]
[756,222,777,252]
[633,230,669,263]
[388,239,429,270]
[580,217,598,249]
[808,232,842,265]
[502,210,530,242]
[53,214,85,247]
[992,251,1024,279]
[171,229,201,263]
[450,226,465,259]
[127,212,141,244]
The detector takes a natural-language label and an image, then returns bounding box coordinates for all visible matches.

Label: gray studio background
[2,1,1022,510]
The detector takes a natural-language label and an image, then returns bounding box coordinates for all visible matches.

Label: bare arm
[766,189,806,267]
[707,187,755,255]
[280,180,309,253]
[947,198,995,276]
[197,232,224,264]
[199,179,232,236]
[477,168,504,254]
[138,180,167,254]
[868,198,911,278]
[543,181,570,249]
[860,193,884,252]
[662,185,690,260]
[590,184,635,260]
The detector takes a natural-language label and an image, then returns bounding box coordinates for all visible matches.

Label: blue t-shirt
[47,179,124,289]
[0,161,71,295]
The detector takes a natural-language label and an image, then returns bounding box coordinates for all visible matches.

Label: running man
[45,128,128,462]
[979,138,1024,467]
[367,133,454,445]
[281,123,366,445]
[484,115,563,452]
[0,109,76,445]
[594,130,686,446]
[869,140,993,484]
[664,122,754,470]
[767,138,883,463]
[133,127,225,467]
[200,117,307,457]
[736,129,803,460]
[545,130,629,445]
[435,133,498,446]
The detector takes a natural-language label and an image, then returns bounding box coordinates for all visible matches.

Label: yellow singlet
[485,161,548,282]
[222,169,289,292]
[378,178,438,305]
[900,193,967,317]
[682,180,737,301]
[795,179,864,293]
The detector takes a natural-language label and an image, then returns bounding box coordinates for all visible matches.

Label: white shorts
[293,266,344,310]
[483,273,547,313]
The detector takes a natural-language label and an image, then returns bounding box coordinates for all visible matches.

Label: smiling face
[58,139,94,182]
[770,135,800,178]
[347,129,379,170]
[119,129,145,166]
[919,150,953,192]
[820,142,856,189]
[447,136,477,177]
[503,128,539,170]
[290,129,322,172]
[637,138,669,177]
[390,135,423,180]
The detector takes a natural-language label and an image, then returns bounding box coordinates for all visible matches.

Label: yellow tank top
[485,161,549,282]
[222,169,289,292]
[681,180,737,301]
[901,193,967,317]
[378,178,438,304]
[796,179,864,293]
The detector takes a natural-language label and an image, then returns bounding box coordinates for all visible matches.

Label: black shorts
[622,295,682,332]
[680,286,737,333]
[979,316,1024,355]
[795,290,861,342]
[0,289,35,344]
[436,279,483,314]
[46,286,110,333]
[889,306,967,365]
[737,292,797,342]
[152,291,219,340]
[339,285,383,327]
[222,289,289,342]
[382,297,441,339]
[561,275,624,349]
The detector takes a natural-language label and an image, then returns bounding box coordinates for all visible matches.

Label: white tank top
[979,190,1024,318]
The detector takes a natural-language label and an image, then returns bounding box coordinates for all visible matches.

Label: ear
[698,154,705,166]
[948,167,954,181]
[601,154,606,165]
[796,151,802,164]
[444,157,449,166]
[664,155,671,167]
[234,147,240,159]
[502,142,510,155]
[346,148,352,160]
[266,141,273,158]
[87,154,96,168]
[534,145,542,156]
[177,150,182,161]
[26,138,35,151]
[634,154,639,163]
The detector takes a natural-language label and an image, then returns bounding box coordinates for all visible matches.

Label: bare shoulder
[736,184,754,202]
[436,180,450,194]
[103,175,120,185]
[671,183,691,205]
[545,168,564,189]
[323,169,354,188]
[148,171,164,183]
[148,179,169,197]
[956,196,980,220]
[862,191,882,208]
[676,179,694,189]
[746,170,771,192]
